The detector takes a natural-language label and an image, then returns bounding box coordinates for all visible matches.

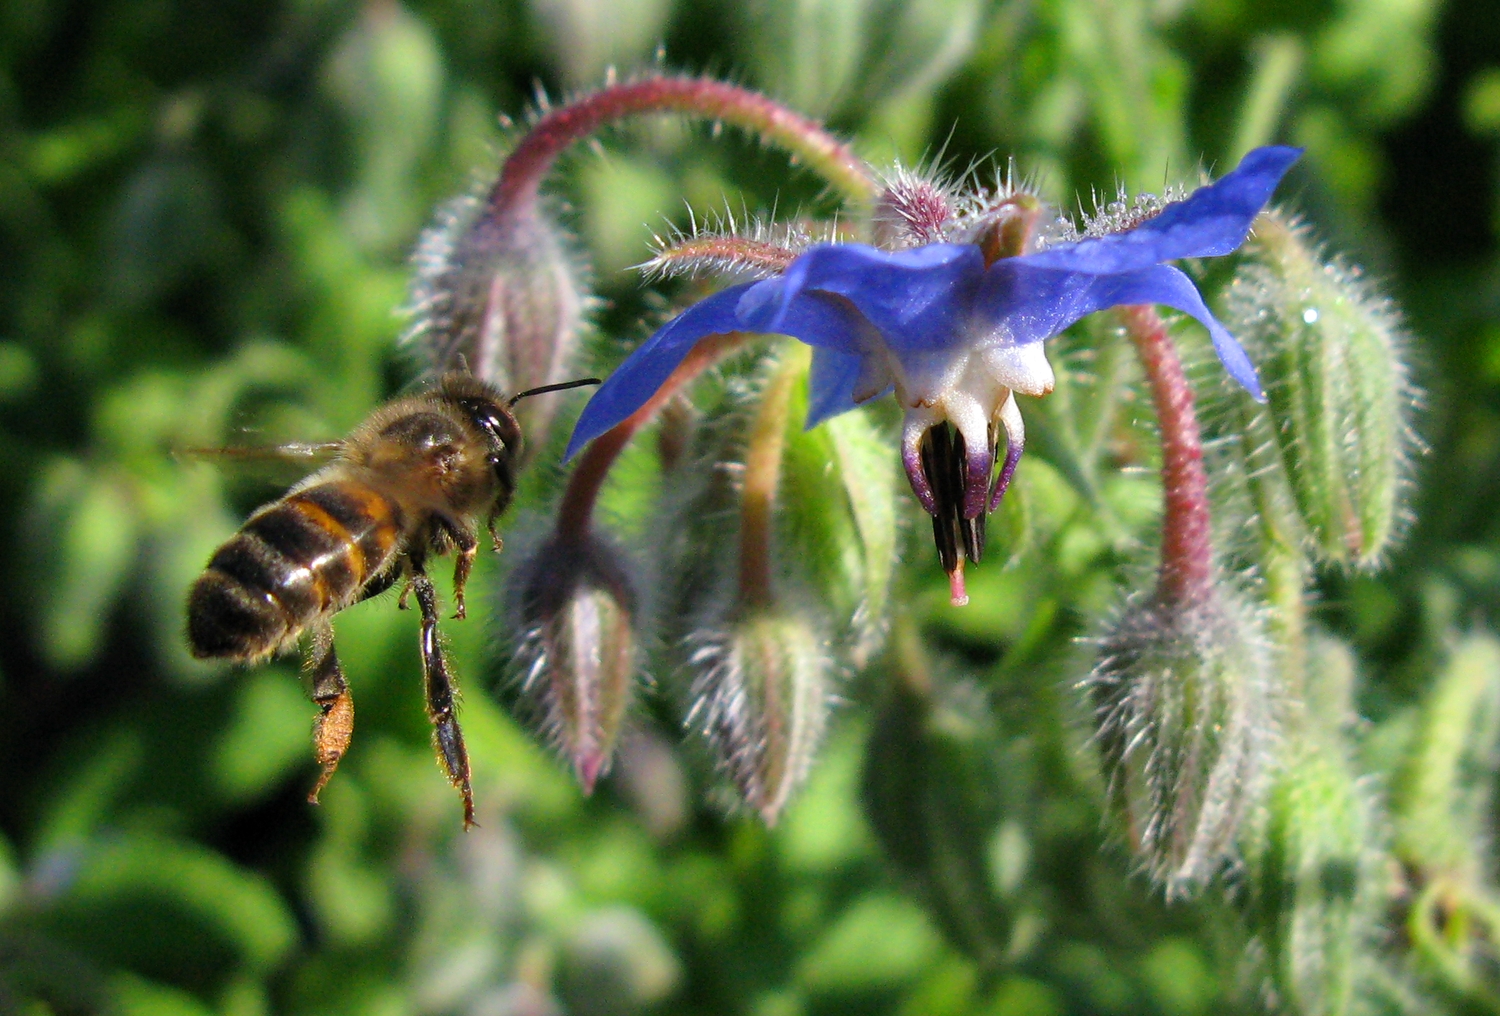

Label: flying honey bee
[186,372,598,828]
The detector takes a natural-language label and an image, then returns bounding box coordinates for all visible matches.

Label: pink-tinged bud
[408,197,587,446]
[872,169,955,249]
[688,610,830,826]
[1090,586,1276,897]
[511,532,637,793]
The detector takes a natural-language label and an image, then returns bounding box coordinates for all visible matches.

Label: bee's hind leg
[410,563,476,829]
[307,621,353,804]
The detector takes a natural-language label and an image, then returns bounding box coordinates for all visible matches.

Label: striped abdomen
[188,480,404,660]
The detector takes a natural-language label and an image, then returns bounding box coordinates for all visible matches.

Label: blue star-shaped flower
[566,146,1301,598]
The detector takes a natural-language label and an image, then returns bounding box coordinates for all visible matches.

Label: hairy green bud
[1244,742,1380,1016]
[511,533,638,793]
[689,609,830,825]
[1090,588,1276,897]
[1225,211,1416,568]
[1392,631,1500,881]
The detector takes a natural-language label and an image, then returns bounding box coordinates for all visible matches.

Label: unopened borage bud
[408,194,587,448]
[1225,210,1416,568]
[1090,586,1275,897]
[1242,741,1379,1016]
[688,609,830,826]
[510,531,637,793]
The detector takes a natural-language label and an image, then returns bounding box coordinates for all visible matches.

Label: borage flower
[567,146,1302,603]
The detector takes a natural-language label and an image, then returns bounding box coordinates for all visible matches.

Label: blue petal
[978,262,1265,399]
[805,347,883,428]
[564,283,752,460]
[736,285,875,357]
[1019,146,1302,275]
[741,243,986,355]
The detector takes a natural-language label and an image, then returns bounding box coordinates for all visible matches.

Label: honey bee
[186,372,598,827]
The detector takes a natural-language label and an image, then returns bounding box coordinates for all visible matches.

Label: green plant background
[2,0,1499,1013]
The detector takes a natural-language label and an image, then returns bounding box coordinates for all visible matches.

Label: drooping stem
[554,333,748,541]
[492,76,878,218]
[1120,305,1214,606]
[738,347,807,609]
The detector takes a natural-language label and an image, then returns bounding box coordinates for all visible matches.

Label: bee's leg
[411,565,476,829]
[486,510,504,553]
[396,559,414,610]
[307,621,353,804]
[434,517,479,620]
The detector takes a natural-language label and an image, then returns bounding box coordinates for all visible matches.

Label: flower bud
[689,609,830,825]
[1224,211,1415,568]
[511,532,638,793]
[1391,631,1500,880]
[408,198,587,447]
[1090,587,1276,897]
[1242,743,1379,1016]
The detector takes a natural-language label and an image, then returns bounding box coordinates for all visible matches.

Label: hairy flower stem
[1121,305,1214,606]
[738,347,807,609]
[1261,536,1310,705]
[555,333,747,541]
[492,76,878,218]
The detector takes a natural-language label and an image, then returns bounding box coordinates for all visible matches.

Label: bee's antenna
[455,353,472,375]
[509,377,602,406]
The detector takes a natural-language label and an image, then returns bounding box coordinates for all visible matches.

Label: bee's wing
[174,441,345,464]
[175,442,346,488]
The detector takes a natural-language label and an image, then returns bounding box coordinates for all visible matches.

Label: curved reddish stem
[554,333,747,540]
[1120,305,1214,605]
[492,76,877,218]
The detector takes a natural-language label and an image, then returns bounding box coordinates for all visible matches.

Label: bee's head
[436,372,598,500]
[436,373,523,485]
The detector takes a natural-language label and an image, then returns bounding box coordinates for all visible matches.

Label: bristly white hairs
[1083,583,1279,900]
[1223,209,1425,569]
[948,156,1049,232]
[683,614,831,822]
[871,153,1049,250]
[638,201,831,282]
[402,186,483,358]
[1037,179,1191,251]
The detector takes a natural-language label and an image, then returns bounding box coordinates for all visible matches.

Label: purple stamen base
[988,441,1024,513]
[902,426,938,515]
[963,442,994,520]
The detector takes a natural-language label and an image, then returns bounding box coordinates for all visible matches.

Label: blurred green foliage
[2,0,1500,1014]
